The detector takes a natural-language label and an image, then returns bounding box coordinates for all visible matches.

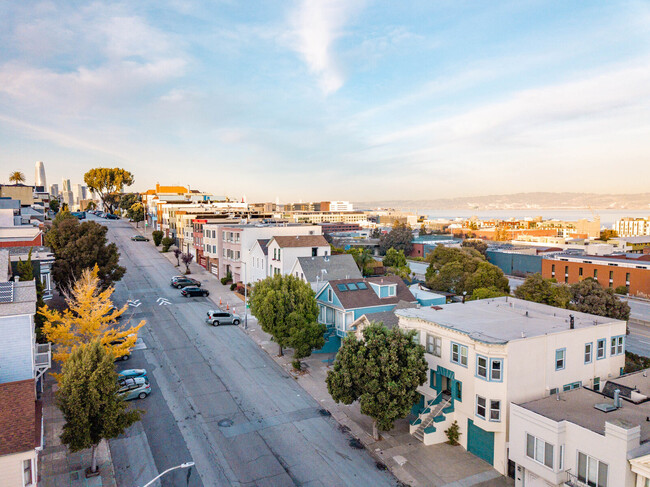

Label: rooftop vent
[594,403,617,413]
[570,314,575,329]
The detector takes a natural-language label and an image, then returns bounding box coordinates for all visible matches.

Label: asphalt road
[99,217,396,487]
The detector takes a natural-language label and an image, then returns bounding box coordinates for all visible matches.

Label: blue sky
[1,1,649,201]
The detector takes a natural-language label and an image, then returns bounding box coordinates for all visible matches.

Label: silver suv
[205,309,241,326]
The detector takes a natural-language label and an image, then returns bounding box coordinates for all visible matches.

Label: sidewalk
[148,230,512,487]
[39,375,117,487]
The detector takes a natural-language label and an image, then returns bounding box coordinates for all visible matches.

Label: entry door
[467,419,494,465]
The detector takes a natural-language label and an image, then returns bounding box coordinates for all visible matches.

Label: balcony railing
[564,471,588,487]
[35,343,52,382]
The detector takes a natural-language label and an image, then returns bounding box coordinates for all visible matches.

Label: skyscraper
[50,184,59,198]
[61,179,73,208]
[35,161,46,189]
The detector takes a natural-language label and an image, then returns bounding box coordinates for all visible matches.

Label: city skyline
[1,1,650,200]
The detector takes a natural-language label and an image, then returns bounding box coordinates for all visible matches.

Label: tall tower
[35,161,46,189]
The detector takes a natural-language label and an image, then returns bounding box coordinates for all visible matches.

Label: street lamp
[140,461,195,487]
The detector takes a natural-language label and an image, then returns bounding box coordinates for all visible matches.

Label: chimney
[614,389,622,408]
[570,314,575,329]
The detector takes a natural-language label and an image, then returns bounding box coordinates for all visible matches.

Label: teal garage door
[467,419,494,465]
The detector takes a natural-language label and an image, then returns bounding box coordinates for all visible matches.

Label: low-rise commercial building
[397,297,626,476]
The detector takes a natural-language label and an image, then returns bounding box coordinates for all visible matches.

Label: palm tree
[9,171,26,184]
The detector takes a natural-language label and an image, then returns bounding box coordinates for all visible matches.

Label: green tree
[570,278,630,320]
[9,171,26,184]
[129,202,145,227]
[419,224,429,236]
[461,239,488,257]
[379,222,413,255]
[370,228,382,239]
[468,287,508,301]
[464,261,510,295]
[118,193,140,213]
[326,323,427,440]
[424,246,483,294]
[347,248,375,276]
[45,212,125,293]
[382,248,407,268]
[152,230,164,246]
[49,199,60,213]
[57,340,142,475]
[17,249,47,340]
[599,229,618,241]
[161,236,174,252]
[514,274,571,308]
[249,274,323,356]
[615,285,629,295]
[84,168,135,213]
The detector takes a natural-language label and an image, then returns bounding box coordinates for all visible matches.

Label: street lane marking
[157,297,171,306]
[127,299,141,308]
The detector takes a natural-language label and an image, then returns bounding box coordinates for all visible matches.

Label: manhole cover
[349,438,363,449]
[218,419,234,427]
[318,409,331,417]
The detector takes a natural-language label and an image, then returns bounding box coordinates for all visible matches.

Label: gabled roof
[296,254,362,283]
[255,239,270,256]
[0,379,37,456]
[270,235,329,248]
[362,300,419,329]
[321,275,416,310]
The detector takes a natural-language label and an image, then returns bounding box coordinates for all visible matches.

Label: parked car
[131,235,150,241]
[118,377,151,400]
[171,277,201,289]
[105,213,119,220]
[170,275,185,283]
[110,336,133,361]
[205,309,241,326]
[118,369,147,381]
[70,211,86,220]
[181,286,209,297]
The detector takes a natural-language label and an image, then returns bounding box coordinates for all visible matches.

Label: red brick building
[541,253,650,298]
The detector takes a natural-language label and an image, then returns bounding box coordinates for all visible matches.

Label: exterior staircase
[413,395,451,441]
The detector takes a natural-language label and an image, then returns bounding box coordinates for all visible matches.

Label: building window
[476,395,487,419]
[489,400,500,421]
[577,451,608,487]
[451,343,468,367]
[559,445,564,471]
[426,334,442,357]
[594,269,598,278]
[550,388,558,395]
[563,381,581,391]
[490,359,503,381]
[327,289,333,302]
[597,339,606,360]
[23,459,33,486]
[585,342,593,364]
[526,433,554,469]
[555,348,566,370]
[455,382,462,402]
[610,335,624,356]
[579,267,583,276]
[626,272,630,284]
[312,247,318,257]
[593,377,600,392]
[477,356,488,379]
[551,264,555,277]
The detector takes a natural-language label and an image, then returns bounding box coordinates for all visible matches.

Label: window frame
[476,355,488,379]
[584,342,593,364]
[555,348,566,371]
[476,395,487,419]
[489,399,501,422]
[490,358,503,382]
[451,342,468,367]
[596,338,606,360]
[577,451,608,487]
[526,433,554,470]
[610,335,624,356]
[426,334,442,357]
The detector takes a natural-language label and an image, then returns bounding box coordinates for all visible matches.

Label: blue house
[314,275,416,353]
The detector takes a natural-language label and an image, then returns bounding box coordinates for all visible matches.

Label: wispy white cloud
[288,0,366,94]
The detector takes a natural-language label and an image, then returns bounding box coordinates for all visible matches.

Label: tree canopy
[45,212,125,292]
[9,171,26,184]
[84,168,135,213]
[49,198,60,213]
[41,266,144,367]
[326,323,427,440]
[249,274,325,356]
[599,229,619,241]
[57,340,142,474]
[347,248,375,276]
[382,247,407,268]
[461,239,488,257]
[514,273,571,308]
[379,222,413,255]
[425,246,509,295]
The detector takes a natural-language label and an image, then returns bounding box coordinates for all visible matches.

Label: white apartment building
[202,223,322,282]
[510,368,650,487]
[397,297,626,476]
[614,217,650,237]
[328,201,354,212]
[266,235,330,277]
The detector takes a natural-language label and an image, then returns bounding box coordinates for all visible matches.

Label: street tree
[161,236,174,252]
[151,230,164,247]
[249,274,322,356]
[41,266,144,367]
[379,222,413,255]
[382,248,407,268]
[173,248,182,266]
[181,252,194,274]
[9,171,26,184]
[57,340,142,475]
[45,212,125,293]
[118,193,140,214]
[461,239,488,257]
[49,198,60,213]
[514,273,572,308]
[570,278,630,320]
[326,323,427,440]
[84,168,135,213]
[128,202,144,227]
[419,224,429,236]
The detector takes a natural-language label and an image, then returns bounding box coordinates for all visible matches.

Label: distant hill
[355,192,650,211]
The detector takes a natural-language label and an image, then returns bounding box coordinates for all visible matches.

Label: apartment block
[614,217,650,237]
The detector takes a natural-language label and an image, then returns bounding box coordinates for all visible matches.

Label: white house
[396,297,626,476]
[509,368,650,487]
[266,235,330,277]
[248,239,270,283]
[289,254,362,292]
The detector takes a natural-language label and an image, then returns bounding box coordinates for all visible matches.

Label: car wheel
[233,319,240,326]
[176,284,182,289]
[138,392,147,399]
[213,321,220,326]
[204,291,209,296]
[122,355,130,361]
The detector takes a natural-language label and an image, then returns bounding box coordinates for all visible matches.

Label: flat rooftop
[396,297,617,344]
[519,386,650,442]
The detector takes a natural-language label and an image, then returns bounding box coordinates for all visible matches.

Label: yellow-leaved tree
[41,265,144,372]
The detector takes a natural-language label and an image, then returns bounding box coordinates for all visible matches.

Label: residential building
[396,297,626,475]
[266,235,329,277]
[541,253,650,297]
[286,211,368,224]
[315,275,417,352]
[408,284,446,307]
[509,369,650,487]
[614,217,650,237]
[0,227,43,248]
[290,254,362,292]
[8,247,55,300]
[249,239,271,283]
[203,223,322,282]
[0,185,34,207]
[319,222,362,234]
